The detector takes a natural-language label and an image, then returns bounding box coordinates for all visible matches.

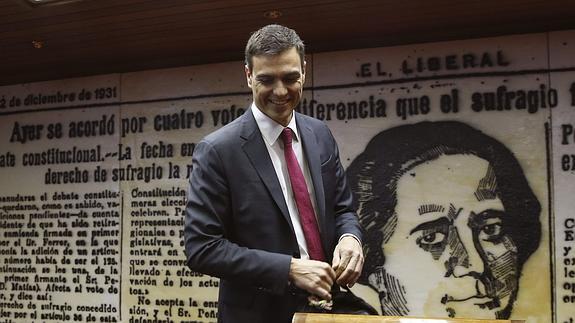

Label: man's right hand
[288,258,335,301]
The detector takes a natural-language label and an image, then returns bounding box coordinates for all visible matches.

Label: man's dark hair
[346,121,542,285]
[245,24,305,71]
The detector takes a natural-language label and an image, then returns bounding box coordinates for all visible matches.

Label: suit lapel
[240,109,294,232]
[297,114,327,239]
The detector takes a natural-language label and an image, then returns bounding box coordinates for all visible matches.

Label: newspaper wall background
[1,30,574,323]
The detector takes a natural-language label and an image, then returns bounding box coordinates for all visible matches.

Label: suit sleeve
[184,140,292,295]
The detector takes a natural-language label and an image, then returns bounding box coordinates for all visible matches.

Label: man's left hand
[331,236,363,287]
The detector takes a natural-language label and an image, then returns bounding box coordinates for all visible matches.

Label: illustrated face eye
[409,217,450,258]
[478,221,503,242]
[417,229,448,247]
[420,231,447,245]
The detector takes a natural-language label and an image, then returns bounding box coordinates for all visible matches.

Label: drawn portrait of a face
[347,121,541,319]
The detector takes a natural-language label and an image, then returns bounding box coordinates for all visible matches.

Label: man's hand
[331,236,363,287]
[289,258,335,301]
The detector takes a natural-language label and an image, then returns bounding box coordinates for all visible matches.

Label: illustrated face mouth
[442,294,501,310]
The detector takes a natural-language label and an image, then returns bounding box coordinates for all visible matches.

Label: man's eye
[283,77,299,84]
[479,223,503,242]
[257,77,273,85]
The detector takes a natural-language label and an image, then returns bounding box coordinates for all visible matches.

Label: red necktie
[281,128,326,261]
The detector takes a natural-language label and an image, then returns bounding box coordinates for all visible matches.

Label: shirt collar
[251,102,300,146]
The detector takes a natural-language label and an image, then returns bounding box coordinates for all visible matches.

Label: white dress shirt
[251,103,318,260]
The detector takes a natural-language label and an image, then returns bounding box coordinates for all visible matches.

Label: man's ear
[301,60,307,85]
[245,64,253,88]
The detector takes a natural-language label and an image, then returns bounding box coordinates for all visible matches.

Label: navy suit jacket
[184,108,362,323]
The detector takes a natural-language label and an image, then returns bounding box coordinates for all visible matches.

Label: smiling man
[184,25,363,323]
[347,121,541,319]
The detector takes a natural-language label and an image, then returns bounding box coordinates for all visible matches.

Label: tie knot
[281,127,293,146]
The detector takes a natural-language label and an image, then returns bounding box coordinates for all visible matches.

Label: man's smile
[270,98,290,105]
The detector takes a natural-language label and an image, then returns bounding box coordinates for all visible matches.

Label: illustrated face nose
[448,230,485,278]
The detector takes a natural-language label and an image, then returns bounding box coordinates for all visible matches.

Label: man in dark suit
[184,24,363,322]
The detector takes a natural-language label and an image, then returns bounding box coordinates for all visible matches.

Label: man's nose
[272,82,288,96]
[450,232,485,278]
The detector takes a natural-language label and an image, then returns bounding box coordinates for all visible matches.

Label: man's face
[245,47,305,126]
[376,154,519,319]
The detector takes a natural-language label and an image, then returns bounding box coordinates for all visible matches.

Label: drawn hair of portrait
[346,121,541,319]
